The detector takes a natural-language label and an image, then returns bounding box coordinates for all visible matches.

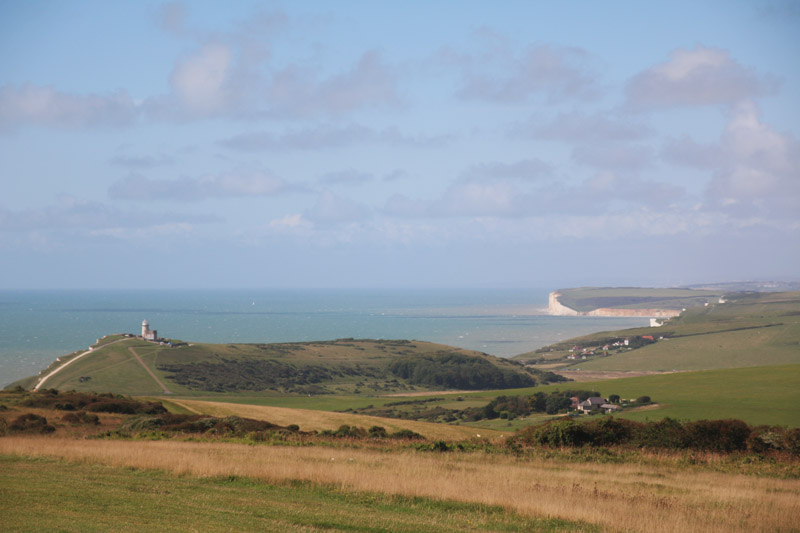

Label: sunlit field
[2,437,798,532]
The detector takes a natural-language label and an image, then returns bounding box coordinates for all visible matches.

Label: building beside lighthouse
[141,320,158,341]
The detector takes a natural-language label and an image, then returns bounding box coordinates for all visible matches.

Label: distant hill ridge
[548,287,727,317]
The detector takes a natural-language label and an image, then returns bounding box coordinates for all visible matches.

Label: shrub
[368,425,388,438]
[390,429,425,440]
[61,412,99,425]
[9,413,55,434]
[632,417,687,449]
[635,396,651,404]
[683,419,751,453]
[527,419,592,447]
[585,417,639,446]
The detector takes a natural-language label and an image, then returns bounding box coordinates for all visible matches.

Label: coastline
[547,291,682,319]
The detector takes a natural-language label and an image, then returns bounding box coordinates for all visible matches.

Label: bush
[526,419,592,447]
[61,411,99,425]
[9,413,55,434]
[368,425,388,438]
[632,417,686,449]
[635,396,651,404]
[684,419,751,453]
[390,429,425,440]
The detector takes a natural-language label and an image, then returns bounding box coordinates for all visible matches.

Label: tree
[636,395,651,404]
[608,394,620,404]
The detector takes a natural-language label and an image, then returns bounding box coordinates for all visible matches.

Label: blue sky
[1,0,798,289]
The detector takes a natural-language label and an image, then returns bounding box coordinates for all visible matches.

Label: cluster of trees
[388,352,563,390]
[463,390,607,421]
[511,417,800,455]
[158,359,342,392]
[121,413,282,436]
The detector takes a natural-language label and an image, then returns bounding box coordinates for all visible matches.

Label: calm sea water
[0,289,649,386]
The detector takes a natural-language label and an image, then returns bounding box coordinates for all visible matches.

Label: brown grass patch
[2,436,798,532]
[166,398,501,440]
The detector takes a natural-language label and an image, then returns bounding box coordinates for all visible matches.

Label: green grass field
[0,455,588,532]
[511,364,800,427]
[520,291,800,372]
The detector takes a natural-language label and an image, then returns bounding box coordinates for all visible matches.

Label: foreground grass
[2,437,798,532]
[0,455,581,533]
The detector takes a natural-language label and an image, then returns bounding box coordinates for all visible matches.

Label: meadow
[1,436,798,532]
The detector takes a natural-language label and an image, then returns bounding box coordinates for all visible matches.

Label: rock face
[547,291,681,318]
[548,292,579,316]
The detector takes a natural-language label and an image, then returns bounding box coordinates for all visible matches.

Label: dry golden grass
[2,436,798,533]
[168,398,503,440]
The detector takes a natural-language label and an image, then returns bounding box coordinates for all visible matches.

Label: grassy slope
[565,291,800,371]
[0,455,580,533]
[14,338,538,396]
[555,287,723,312]
[479,364,800,427]
[163,363,800,428]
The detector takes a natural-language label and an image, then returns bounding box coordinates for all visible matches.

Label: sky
[0,0,798,289]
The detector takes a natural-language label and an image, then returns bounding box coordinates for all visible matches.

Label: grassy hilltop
[9,338,563,397]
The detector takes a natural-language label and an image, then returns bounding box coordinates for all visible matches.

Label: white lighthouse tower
[141,319,157,341]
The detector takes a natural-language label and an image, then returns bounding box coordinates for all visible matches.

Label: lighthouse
[141,319,158,341]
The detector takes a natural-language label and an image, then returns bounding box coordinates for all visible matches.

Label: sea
[0,289,650,387]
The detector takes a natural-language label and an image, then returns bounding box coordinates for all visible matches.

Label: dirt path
[34,338,128,391]
[128,347,172,394]
[555,370,682,382]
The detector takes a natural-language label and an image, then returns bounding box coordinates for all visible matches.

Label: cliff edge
[548,291,682,318]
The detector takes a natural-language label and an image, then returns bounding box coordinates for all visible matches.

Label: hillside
[549,286,725,316]
[8,338,564,396]
[519,291,800,372]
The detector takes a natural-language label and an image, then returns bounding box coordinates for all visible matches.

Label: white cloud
[319,170,373,187]
[0,196,213,232]
[572,143,654,172]
[263,50,399,117]
[219,123,449,152]
[626,46,778,109]
[453,42,598,103]
[462,158,552,181]
[513,111,652,142]
[168,43,234,115]
[661,136,723,169]
[109,170,299,201]
[307,191,370,223]
[707,102,800,214]
[0,84,137,129]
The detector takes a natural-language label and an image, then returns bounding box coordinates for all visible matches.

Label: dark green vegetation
[20,389,166,415]
[554,287,724,313]
[342,390,610,424]
[521,291,800,372]
[387,351,562,390]
[9,338,562,396]
[510,417,800,456]
[0,456,588,533]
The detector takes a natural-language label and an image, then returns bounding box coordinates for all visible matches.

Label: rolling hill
[8,338,564,396]
[519,291,800,372]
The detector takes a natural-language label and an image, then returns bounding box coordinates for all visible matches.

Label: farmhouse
[577,397,606,413]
